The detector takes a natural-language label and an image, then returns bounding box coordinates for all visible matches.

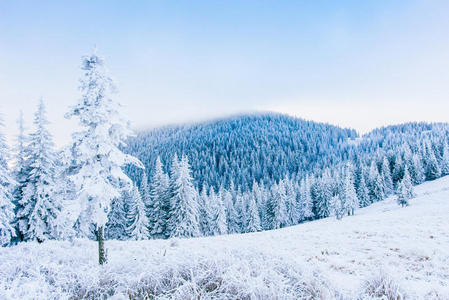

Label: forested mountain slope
[125,113,449,192]
[125,113,358,190]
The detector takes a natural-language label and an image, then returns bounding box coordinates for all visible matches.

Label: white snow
[1,176,449,299]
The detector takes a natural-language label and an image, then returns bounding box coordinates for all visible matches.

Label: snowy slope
[1,177,449,299]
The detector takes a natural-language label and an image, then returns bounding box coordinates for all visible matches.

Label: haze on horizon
[1,0,449,146]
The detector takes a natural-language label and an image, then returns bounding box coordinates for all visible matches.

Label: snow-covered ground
[1,177,449,299]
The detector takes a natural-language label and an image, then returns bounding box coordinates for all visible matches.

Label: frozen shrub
[359,273,406,300]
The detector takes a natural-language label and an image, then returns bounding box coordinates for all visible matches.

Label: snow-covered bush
[359,272,406,300]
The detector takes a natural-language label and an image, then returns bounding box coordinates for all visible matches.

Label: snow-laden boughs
[167,155,200,238]
[15,100,61,242]
[0,115,16,246]
[126,184,149,240]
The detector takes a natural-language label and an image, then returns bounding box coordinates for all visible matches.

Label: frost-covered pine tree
[66,51,142,264]
[368,162,385,202]
[210,188,227,235]
[395,180,409,207]
[381,157,393,195]
[440,144,449,176]
[312,174,332,218]
[409,154,425,185]
[246,193,261,232]
[423,141,441,180]
[16,100,61,242]
[167,155,200,238]
[222,188,239,233]
[330,195,345,220]
[12,111,29,242]
[148,156,170,239]
[105,193,128,240]
[139,172,151,215]
[401,166,415,199]
[298,175,314,222]
[357,173,370,208]
[341,167,359,216]
[198,184,212,236]
[266,181,287,230]
[0,115,16,246]
[284,176,299,226]
[126,184,149,240]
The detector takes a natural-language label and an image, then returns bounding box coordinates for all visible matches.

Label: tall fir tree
[246,193,261,232]
[126,184,149,240]
[440,144,449,176]
[298,175,314,222]
[16,100,61,242]
[210,188,227,235]
[341,167,359,216]
[368,161,385,202]
[0,115,16,246]
[423,141,441,180]
[167,155,200,238]
[222,188,239,234]
[356,172,370,208]
[148,156,169,239]
[105,192,128,240]
[66,51,142,264]
[12,111,29,242]
[381,157,393,195]
[266,181,287,230]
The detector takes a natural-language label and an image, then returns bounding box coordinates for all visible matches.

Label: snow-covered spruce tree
[381,157,393,195]
[341,167,359,216]
[15,100,61,242]
[126,184,149,240]
[246,192,261,232]
[368,162,385,202]
[139,172,151,218]
[357,173,370,208]
[167,155,200,238]
[148,156,170,239]
[312,174,332,218]
[330,195,345,220]
[395,181,409,207]
[440,144,449,176]
[402,166,415,199]
[105,193,128,240]
[409,154,425,185]
[210,188,227,236]
[66,51,143,264]
[235,189,247,232]
[222,187,239,234]
[0,115,16,246]
[11,111,29,242]
[266,181,287,230]
[284,176,299,226]
[423,141,441,180]
[298,176,314,222]
[198,184,212,236]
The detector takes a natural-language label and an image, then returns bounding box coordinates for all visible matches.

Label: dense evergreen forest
[124,113,358,191]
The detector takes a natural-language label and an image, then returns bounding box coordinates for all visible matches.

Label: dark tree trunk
[97,226,107,265]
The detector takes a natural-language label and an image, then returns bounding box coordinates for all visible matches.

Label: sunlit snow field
[1,177,449,299]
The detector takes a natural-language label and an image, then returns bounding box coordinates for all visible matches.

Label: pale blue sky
[1,1,449,145]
